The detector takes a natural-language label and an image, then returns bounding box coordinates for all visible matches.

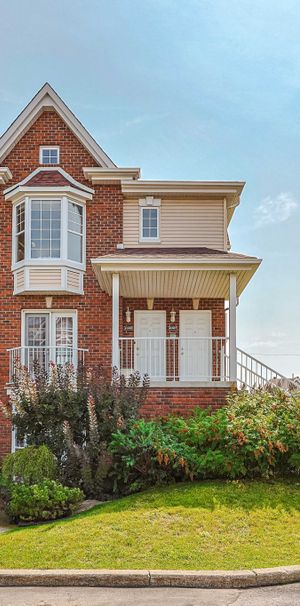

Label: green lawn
[0,480,299,570]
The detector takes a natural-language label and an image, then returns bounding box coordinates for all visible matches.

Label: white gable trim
[0,83,116,168]
[4,166,94,195]
[0,167,12,184]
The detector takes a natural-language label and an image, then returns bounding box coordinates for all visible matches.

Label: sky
[1,0,300,376]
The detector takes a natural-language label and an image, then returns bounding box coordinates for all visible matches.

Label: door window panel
[24,313,75,370]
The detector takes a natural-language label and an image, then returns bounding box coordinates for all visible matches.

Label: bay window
[13,197,85,267]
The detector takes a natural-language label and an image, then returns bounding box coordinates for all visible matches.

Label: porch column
[229,273,237,382]
[112,273,120,371]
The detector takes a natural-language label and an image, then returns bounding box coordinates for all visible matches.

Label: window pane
[68,232,82,263]
[16,203,25,233]
[16,202,25,261]
[55,316,74,365]
[31,200,61,258]
[68,202,83,262]
[142,208,158,239]
[17,232,25,261]
[68,202,83,234]
[41,148,59,164]
[25,314,49,371]
[55,317,73,347]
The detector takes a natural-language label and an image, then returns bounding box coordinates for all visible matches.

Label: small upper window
[40,146,60,165]
[141,207,159,241]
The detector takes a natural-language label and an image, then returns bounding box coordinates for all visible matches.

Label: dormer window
[39,146,60,165]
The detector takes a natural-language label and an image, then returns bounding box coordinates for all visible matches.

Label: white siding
[29,268,62,289]
[66,268,82,293]
[123,199,225,249]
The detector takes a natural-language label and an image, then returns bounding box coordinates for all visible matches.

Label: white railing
[119,336,229,382]
[7,346,88,383]
[236,348,293,390]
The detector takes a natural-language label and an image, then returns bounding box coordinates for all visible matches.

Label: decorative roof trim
[83,167,140,183]
[0,83,116,167]
[121,180,244,196]
[5,185,93,203]
[4,166,94,195]
[91,255,261,269]
[0,167,13,185]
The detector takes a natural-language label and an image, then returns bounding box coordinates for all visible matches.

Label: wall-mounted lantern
[125,307,131,323]
[170,308,176,323]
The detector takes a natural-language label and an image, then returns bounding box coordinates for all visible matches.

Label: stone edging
[0,566,299,588]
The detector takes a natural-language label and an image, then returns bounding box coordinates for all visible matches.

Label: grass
[0,480,299,570]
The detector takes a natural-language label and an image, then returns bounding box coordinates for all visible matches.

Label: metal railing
[8,346,88,383]
[236,348,294,390]
[119,336,229,382]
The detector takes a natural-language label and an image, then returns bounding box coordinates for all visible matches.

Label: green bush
[3,364,148,498]
[6,480,83,523]
[110,388,300,493]
[2,446,58,485]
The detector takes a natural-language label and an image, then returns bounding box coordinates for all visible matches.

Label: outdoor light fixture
[125,307,131,323]
[170,308,176,323]
[192,298,200,310]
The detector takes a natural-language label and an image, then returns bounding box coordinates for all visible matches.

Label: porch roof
[91,247,261,299]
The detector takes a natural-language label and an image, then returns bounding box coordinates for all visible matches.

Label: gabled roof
[0,83,116,168]
[4,166,94,201]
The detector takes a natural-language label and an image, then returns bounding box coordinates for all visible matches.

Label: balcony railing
[8,346,88,383]
[119,336,229,382]
[236,348,294,390]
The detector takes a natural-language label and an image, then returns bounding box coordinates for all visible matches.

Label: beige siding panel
[119,270,231,298]
[123,199,225,249]
[66,269,81,292]
[29,268,62,289]
[15,269,25,292]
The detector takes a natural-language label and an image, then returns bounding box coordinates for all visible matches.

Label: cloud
[254,192,298,227]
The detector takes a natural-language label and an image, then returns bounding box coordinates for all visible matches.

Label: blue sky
[1,0,300,375]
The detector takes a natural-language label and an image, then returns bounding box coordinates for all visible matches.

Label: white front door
[134,311,166,380]
[179,311,212,380]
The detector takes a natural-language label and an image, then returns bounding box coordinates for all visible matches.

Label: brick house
[0,83,283,457]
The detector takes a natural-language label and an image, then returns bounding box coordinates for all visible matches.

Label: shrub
[2,445,58,485]
[6,480,84,523]
[110,388,300,493]
[2,364,148,498]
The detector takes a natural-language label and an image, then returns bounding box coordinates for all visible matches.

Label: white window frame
[14,200,25,263]
[39,146,60,165]
[139,197,161,243]
[12,196,86,271]
[21,309,78,351]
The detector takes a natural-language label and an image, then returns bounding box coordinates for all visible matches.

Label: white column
[229,273,237,382]
[112,273,120,371]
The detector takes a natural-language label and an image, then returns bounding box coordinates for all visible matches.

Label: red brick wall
[141,386,232,418]
[0,109,123,456]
